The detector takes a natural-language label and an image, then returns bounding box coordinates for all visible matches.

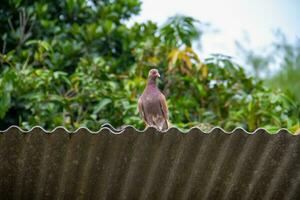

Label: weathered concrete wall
[0,126,299,200]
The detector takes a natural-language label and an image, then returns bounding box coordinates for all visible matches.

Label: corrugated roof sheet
[0,125,299,200]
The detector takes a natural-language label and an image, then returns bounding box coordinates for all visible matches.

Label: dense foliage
[0,0,299,133]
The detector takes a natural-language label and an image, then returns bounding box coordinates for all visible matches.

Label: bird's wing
[159,93,169,123]
[138,97,147,124]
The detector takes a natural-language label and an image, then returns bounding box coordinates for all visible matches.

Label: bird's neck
[147,78,157,88]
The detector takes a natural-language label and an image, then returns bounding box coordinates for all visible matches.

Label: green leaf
[94,98,112,114]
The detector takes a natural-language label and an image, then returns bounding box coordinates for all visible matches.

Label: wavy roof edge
[0,124,295,135]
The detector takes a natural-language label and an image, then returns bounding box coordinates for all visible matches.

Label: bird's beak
[157,73,160,78]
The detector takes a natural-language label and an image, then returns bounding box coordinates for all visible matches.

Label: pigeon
[138,69,169,131]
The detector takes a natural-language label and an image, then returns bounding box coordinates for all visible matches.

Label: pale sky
[130,0,300,63]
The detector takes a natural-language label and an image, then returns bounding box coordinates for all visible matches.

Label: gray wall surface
[0,126,299,200]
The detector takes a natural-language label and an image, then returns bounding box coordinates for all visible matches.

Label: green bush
[0,0,299,133]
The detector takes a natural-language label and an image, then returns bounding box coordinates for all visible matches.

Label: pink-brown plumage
[138,69,169,131]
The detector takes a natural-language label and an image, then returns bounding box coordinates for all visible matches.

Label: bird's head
[148,69,160,80]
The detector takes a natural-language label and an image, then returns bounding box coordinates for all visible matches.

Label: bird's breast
[142,96,161,114]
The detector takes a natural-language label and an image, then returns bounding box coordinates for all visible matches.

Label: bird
[138,69,169,131]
